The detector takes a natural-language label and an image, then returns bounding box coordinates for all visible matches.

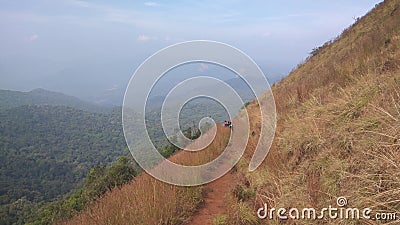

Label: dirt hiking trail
[186,171,233,225]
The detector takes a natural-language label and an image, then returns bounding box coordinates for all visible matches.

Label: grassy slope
[232,0,400,224]
[63,125,231,225]
[64,0,400,224]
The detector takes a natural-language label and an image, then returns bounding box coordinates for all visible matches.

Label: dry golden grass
[65,1,400,224]
[228,0,400,224]
[62,125,230,225]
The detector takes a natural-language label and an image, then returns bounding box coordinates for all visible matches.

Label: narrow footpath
[186,171,234,225]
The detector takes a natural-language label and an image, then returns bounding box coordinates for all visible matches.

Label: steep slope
[231,0,400,224]
[65,125,232,225]
[63,0,399,224]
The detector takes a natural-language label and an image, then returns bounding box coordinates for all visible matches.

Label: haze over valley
[2,1,399,225]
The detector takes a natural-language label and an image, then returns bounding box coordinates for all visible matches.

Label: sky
[0,0,383,103]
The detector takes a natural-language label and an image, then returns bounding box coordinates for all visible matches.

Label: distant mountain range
[0,88,111,113]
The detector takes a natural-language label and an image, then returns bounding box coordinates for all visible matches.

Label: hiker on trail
[223,120,233,128]
[223,120,232,128]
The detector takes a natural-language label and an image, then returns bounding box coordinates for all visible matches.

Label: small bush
[233,185,255,202]
[212,214,228,225]
[229,201,259,225]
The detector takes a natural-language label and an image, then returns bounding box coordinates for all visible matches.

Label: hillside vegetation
[0,105,130,224]
[65,125,231,225]
[233,0,400,224]
[0,87,235,224]
[64,0,399,224]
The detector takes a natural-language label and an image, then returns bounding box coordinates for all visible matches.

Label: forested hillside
[0,105,129,224]
[0,87,236,224]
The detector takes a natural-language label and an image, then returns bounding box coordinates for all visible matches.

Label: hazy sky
[0,0,382,101]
